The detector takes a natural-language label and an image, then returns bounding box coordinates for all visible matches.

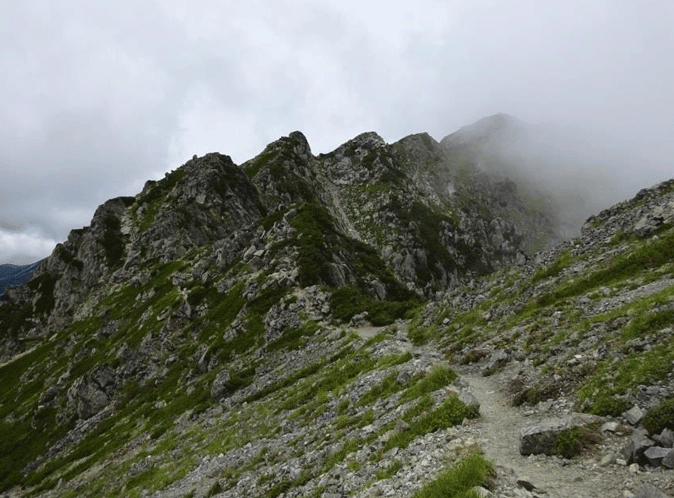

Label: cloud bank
[1,0,673,263]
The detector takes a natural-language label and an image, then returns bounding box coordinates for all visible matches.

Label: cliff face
[3,124,657,497]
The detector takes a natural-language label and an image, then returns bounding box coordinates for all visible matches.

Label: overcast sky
[1,0,673,264]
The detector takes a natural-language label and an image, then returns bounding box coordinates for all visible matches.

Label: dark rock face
[66,365,117,419]
[211,370,232,401]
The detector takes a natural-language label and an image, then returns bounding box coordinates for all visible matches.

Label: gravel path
[457,365,674,498]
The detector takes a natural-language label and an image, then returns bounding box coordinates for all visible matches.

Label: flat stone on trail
[519,413,603,456]
[644,446,671,467]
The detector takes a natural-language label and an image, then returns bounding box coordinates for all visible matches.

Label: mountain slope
[2,123,665,497]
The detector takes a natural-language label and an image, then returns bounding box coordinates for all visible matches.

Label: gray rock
[600,452,616,466]
[601,421,620,432]
[211,369,232,401]
[516,477,536,491]
[482,349,510,376]
[520,413,603,456]
[662,449,674,469]
[67,377,109,419]
[623,428,655,465]
[657,428,674,448]
[633,483,672,498]
[396,371,412,386]
[623,405,644,425]
[469,486,495,497]
[644,446,671,467]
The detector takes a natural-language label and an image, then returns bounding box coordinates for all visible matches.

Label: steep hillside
[3,126,671,498]
[411,179,674,496]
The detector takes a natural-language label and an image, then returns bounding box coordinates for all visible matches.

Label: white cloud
[0,228,56,265]
[0,0,673,263]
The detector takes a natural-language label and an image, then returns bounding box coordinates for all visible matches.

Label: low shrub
[587,395,629,417]
[643,398,674,435]
[551,426,602,459]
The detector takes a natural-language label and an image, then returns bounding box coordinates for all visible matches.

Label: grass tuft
[412,454,494,498]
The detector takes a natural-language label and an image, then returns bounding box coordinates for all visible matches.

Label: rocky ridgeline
[1,121,674,497]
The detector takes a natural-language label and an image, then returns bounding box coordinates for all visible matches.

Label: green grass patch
[384,396,478,451]
[374,460,402,481]
[401,366,457,402]
[579,343,674,412]
[411,454,493,498]
[536,228,674,308]
[531,249,573,284]
[622,309,674,341]
[551,426,602,459]
[358,372,404,406]
[266,321,320,352]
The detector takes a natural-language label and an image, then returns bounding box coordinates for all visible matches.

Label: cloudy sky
[1,0,673,264]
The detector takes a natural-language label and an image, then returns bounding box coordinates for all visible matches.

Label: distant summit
[0,260,42,295]
[442,113,523,146]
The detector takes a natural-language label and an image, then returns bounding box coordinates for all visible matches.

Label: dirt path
[457,367,636,498]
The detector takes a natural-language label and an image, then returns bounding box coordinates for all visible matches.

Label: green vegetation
[579,341,674,414]
[98,212,126,267]
[357,372,403,406]
[374,460,402,481]
[412,454,493,498]
[134,168,187,230]
[265,321,320,352]
[536,228,674,308]
[330,286,419,326]
[27,272,59,315]
[643,398,674,435]
[621,308,674,340]
[384,396,478,451]
[531,249,573,284]
[551,426,602,459]
[282,201,421,325]
[401,366,457,401]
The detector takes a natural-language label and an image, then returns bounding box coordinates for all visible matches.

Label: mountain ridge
[0,260,43,296]
[2,119,674,497]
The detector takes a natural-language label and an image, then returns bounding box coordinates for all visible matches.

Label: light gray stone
[623,405,644,426]
[644,446,671,467]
